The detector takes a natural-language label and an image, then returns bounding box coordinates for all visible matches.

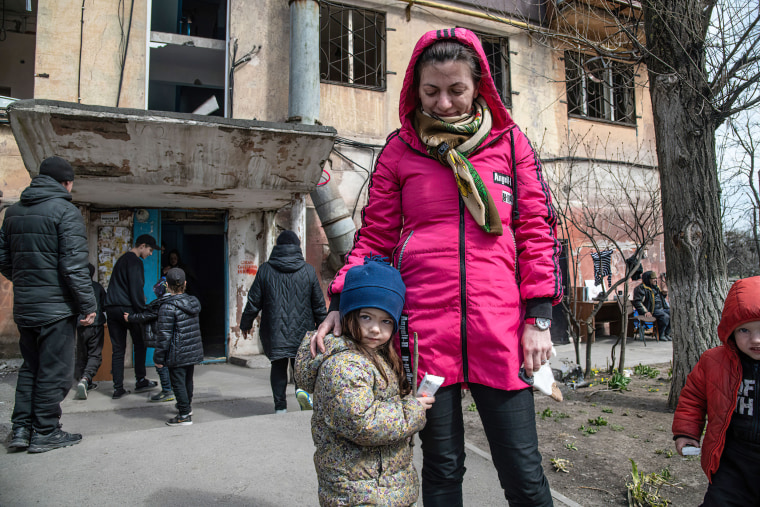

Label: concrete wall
[35,0,147,107]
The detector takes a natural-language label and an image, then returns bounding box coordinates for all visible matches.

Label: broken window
[151,0,227,40]
[148,0,227,116]
[565,52,635,125]
[474,31,511,109]
[319,1,386,90]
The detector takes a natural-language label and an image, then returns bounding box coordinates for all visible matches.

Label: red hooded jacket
[672,276,760,481]
[329,28,563,391]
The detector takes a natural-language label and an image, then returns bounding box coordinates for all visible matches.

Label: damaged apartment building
[0,0,664,363]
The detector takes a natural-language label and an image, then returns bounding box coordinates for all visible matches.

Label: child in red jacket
[672,276,760,506]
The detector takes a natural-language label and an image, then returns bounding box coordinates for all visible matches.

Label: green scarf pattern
[414,97,503,235]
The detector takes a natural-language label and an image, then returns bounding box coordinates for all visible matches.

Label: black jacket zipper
[459,195,468,383]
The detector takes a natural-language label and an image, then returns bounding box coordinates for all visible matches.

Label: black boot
[8,426,31,451]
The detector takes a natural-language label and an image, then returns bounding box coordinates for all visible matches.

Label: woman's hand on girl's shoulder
[311,311,341,357]
[416,396,435,410]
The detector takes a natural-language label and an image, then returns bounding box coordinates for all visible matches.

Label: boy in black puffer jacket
[154,268,203,426]
[124,276,174,402]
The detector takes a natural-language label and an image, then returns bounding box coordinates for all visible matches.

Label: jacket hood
[267,244,306,273]
[718,276,760,344]
[399,28,514,145]
[297,333,352,393]
[20,175,73,206]
[165,294,201,316]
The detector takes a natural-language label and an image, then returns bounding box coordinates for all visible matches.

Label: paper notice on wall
[100,211,120,225]
[98,226,132,287]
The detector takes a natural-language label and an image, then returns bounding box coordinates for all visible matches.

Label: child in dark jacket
[124,276,174,402]
[75,263,107,399]
[672,276,760,506]
[154,268,203,426]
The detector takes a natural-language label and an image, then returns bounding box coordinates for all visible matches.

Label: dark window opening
[320,1,386,90]
[151,0,227,40]
[565,52,635,125]
[475,32,512,109]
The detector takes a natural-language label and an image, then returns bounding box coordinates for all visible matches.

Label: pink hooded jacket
[329,28,563,391]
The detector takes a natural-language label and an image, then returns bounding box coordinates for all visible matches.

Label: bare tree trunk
[644,0,729,408]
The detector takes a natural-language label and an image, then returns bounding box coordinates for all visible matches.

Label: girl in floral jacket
[296,257,434,506]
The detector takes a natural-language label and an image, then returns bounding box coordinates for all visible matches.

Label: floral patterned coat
[295,332,426,506]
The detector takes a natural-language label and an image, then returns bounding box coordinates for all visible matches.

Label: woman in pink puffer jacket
[313,28,562,506]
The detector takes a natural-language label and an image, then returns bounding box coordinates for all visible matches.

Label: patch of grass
[555,412,570,420]
[602,407,614,413]
[610,423,624,431]
[540,408,553,420]
[579,424,599,436]
[608,370,632,390]
[466,402,477,412]
[588,416,608,426]
[634,364,660,379]
[626,459,672,507]
[565,441,578,451]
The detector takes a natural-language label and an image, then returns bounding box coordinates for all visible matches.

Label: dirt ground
[462,362,709,506]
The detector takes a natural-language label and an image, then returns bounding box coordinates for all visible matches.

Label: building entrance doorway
[161,210,227,360]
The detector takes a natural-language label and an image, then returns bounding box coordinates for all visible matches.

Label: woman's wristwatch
[525,317,551,330]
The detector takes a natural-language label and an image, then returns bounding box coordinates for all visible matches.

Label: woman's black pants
[419,383,553,507]
[270,357,296,411]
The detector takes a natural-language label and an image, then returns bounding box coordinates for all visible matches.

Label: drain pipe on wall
[289,0,356,268]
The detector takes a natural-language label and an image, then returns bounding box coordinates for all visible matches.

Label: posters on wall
[98,226,132,287]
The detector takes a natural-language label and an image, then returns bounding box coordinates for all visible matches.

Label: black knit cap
[39,156,75,182]
[276,230,301,246]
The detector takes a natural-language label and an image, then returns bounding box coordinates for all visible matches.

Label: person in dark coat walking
[239,230,327,413]
[105,233,160,399]
[74,263,107,400]
[0,156,97,453]
[154,268,203,426]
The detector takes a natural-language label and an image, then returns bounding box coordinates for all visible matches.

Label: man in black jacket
[105,234,159,399]
[0,156,97,453]
[633,271,671,341]
[240,230,327,413]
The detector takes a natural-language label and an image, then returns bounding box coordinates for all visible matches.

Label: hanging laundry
[591,249,613,288]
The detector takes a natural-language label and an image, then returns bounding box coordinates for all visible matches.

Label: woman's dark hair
[413,39,482,90]
[342,310,412,397]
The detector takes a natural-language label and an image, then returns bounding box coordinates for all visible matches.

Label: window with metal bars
[565,52,636,125]
[319,1,386,90]
[474,31,512,109]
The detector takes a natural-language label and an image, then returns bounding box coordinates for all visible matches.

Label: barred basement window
[474,32,511,108]
[320,1,386,90]
[565,52,635,125]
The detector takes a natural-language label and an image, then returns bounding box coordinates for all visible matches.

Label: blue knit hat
[340,255,406,333]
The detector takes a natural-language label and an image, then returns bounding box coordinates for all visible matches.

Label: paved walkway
[0,336,670,506]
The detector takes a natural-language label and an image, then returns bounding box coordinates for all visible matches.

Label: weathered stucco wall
[35,0,147,108]
[227,209,275,357]
[229,0,289,122]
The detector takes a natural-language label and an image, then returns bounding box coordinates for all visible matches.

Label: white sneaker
[296,389,313,411]
[76,378,88,400]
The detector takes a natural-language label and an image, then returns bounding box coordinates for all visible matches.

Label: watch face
[535,318,551,330]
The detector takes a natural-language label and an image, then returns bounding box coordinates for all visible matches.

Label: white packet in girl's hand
[417,373,444,397]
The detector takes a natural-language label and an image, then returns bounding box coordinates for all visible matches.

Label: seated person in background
[633,271,671,341]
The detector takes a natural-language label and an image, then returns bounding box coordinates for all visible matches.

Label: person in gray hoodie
[0,156,96,453]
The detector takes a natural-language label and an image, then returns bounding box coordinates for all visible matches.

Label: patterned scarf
[414,97,503,235]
